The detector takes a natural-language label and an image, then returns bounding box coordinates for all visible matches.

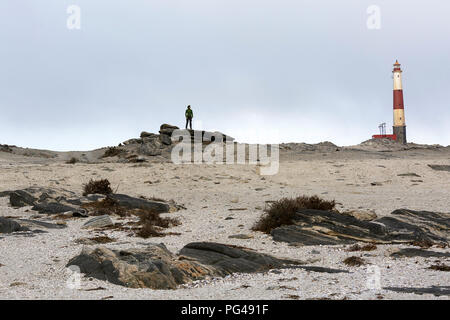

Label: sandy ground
[0,147,449,300]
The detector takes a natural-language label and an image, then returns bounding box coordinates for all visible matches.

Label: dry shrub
[252,195,336,234]
[82,191,181,238]
[88,236,116,244]
[66,157,78,164]
[428,264,450,272]
[412,240,434,249]
[82,197,127,217]
[343,256,366,267]
[102,147,125,158]
[136,210,181,238]
[347,243,377,252]
[83,179,113,196]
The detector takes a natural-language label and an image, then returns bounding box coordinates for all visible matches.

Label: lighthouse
[392,60,407,144]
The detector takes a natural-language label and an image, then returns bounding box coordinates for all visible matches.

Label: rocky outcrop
[108,194,170,213]
[82,215,113,229]
[428,165,450,172]
[384,286,450,297]
[0,144,13,153]
[0,187,172,215]
[159,124,179,137]
[390,248,450,258]
[270,209,449,246]
[179,242,299,276]
[0,217,27,233]
[0,187,85,214]
[67,242,303,289]
[0,217,65,233]
[138,143,162,156]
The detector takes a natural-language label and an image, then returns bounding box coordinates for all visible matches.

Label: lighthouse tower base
[393,126,407,144]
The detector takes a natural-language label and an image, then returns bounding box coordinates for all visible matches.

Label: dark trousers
[185,118,192,130]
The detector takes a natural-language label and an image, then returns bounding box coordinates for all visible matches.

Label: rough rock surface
[428,164,450,172]
[138,143,162,156]
[0,217,27,233]
[0,187,84,214]
[341,210,377,221]
[271,209,449,245]
[383,286,450,297]
[0,217,65,233]
[108,194,171,213]
[67,242,303,289]
[82,215,113,229]
[0,187,172,215]
[390,248,450,258]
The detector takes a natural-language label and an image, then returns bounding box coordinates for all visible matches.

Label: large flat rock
[0,187,171,215]
[67,242,303,289]
[271,209,449,246]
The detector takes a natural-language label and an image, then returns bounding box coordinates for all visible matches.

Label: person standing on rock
[185,105,193,130]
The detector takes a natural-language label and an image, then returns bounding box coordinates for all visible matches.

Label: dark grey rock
[10,190,37,207]
[270,208,449,246]
[397,173,421,177]
[138,143,162,156]
[0,217,28,233]
[82,215,113,229]
[296,266,349,273]
[390,248,450,258]
[1,187,172,216]
[179,242,301,276]
[159,134,172,145]
[159,124,179,136]
[140,131,158,139]
[123,138,143,145]
[68,242,304,289]
[109,194,170,213]
[17,219,67,230]
[228,234,253,239]
[428,165,450,172]
[384,286,450,297]
[31,202,79,214]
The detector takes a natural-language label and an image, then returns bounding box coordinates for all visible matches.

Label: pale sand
[0,148,449,300]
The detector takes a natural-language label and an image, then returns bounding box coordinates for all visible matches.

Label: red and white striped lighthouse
[392,60,407,144]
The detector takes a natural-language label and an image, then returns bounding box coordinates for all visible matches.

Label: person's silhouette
[185,105,193,130]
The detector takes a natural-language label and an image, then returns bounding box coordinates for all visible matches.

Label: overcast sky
[0,0,449,151]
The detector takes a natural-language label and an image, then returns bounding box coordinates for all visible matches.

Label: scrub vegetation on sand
[83,179,113,196]
[252,195,336,234]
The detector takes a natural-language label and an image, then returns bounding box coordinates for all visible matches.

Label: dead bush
[82,196,127,217]
[136,209,181,239]
[252,195,336,234]
[83,179,113,196]
[66,157,78,164]
[347,243,377,252]
[102,147,125,158]
[343,256,366,267]
[428,264,450,272]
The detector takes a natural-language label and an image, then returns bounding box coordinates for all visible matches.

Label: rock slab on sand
[271,208,449,245]
[67,242,302,289]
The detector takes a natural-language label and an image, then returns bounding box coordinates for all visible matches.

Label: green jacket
[185,108,193,119]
